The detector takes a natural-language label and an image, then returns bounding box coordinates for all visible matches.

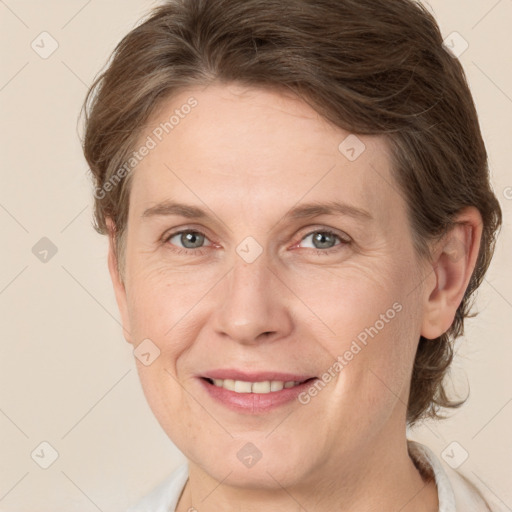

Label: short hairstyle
[81,0,502,425]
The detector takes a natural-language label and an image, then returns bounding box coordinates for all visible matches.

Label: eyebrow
[141,199,372,223]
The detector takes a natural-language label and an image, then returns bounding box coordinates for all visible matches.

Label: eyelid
[161,224,214,243]
[295,225,352,244]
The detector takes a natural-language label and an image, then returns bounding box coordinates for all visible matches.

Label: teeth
[208,378,303,394]
[270,381,284,392]
[234,380,252,393]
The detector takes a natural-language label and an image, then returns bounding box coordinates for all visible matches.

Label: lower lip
[198,377,318,414]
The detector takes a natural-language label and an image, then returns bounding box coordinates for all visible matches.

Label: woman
[81,0,503,510]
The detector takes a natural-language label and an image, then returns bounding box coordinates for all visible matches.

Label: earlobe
[420,207,483,340]
[106,218,133,344]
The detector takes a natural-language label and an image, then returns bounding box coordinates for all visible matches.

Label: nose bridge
[212,247,291,343]
[232,250,272,304]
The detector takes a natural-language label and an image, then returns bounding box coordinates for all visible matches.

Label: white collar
[407,439,494,511]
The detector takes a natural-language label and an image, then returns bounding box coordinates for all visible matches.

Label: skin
[107,83,482,511]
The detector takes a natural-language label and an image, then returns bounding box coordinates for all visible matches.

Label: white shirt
[126,440,504,511]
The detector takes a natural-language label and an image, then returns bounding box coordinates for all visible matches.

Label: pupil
[183,232,202,248]
[315,232,333,249]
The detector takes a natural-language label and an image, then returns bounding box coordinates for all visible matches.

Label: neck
[176,431,439,512]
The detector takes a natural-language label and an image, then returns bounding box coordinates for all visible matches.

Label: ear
[106,217,133,344]
[421,206,483,340]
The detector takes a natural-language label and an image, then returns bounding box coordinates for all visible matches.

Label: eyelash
[161,227,350,257]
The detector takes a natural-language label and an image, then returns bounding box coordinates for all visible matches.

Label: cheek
[291,259,401,338]
[125,261,221,342]
[134,361,193,447]
[297,260,420,404]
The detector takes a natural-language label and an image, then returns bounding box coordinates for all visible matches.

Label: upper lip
[201,369,317,382]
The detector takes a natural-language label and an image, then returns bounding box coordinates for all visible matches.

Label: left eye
[298,230,345,250]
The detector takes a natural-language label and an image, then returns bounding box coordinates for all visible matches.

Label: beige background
[0,1,511,510]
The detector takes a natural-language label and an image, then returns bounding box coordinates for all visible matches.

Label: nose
[211,251,293,345]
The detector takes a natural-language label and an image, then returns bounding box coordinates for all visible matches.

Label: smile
[198,374,319,413]
[205,378,309,393]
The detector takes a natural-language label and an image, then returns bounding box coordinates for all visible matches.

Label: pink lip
[197,371,318,414]
[201,369,315,382]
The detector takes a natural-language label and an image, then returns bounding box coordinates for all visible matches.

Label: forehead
[129,83,401,227]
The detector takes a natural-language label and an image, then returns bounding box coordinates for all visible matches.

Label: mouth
[201,376,316,394]
[197,371,319,413]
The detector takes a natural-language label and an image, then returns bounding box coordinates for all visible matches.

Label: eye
[161,227,350,256]
[297,229,350,254]
[163,229,213,255]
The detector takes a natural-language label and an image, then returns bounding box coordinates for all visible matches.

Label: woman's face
[111,83,430,488]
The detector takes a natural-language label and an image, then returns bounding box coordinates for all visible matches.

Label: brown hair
[81,0,502,425]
